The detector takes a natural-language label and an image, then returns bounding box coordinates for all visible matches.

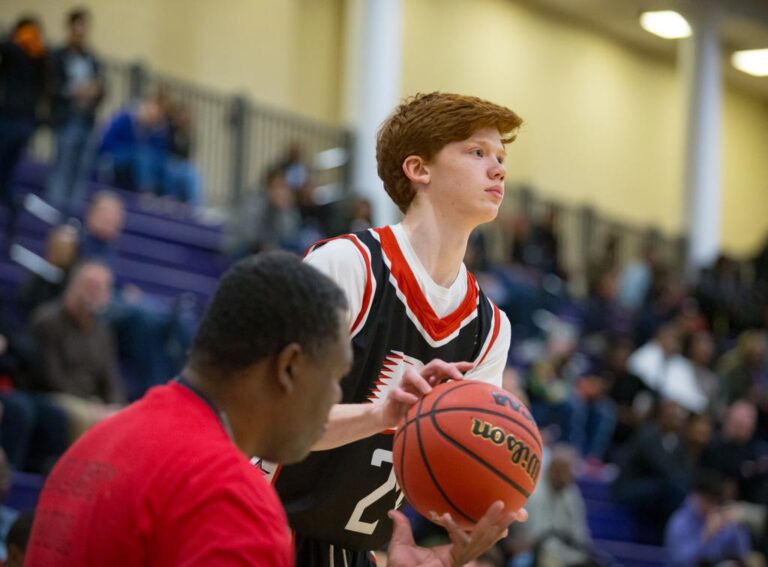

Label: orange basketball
[393,379,542,530]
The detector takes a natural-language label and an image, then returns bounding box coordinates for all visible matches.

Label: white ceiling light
[732,49,768,77]
[639,11,692,40]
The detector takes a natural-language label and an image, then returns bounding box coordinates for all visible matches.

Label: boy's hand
[378,360,473,429]
[387,501,527,567]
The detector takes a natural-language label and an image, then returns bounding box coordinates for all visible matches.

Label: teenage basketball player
[262,92,526,566]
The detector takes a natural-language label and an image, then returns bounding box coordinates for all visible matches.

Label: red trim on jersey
[271,464,283,485]
[475,302,501,368]
[305,234,373,336]
[375,226,479,342]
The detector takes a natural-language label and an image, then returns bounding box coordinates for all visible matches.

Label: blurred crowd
[456,208,768,566]
[0,9,203,250]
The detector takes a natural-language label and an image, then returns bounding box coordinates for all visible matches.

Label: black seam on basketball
[401,407,542,453]
[415,396,477,525]
[396,407,417,508]
[429,408,532,499]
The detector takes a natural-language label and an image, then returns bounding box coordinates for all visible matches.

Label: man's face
[272,313,352,464]
[69,20,88,48]
[548,457,573,491]
[419,127,507,228]
[86,198,125,241]
[74,266,113,315]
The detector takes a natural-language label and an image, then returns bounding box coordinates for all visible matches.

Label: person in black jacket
[0,16,48,247]
[613,400,694,542]
[46,8,105,214]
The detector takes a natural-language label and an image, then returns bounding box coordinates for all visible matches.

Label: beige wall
[402,0,768,255]
[721,90,768,254]
[0,0,343,122]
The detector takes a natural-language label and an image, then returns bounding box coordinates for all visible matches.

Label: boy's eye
[472,149,484,157]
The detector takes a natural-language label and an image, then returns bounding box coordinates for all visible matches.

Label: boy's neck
[400,210,472,288]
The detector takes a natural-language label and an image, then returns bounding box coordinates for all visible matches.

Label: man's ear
[273,343,303,394]
[402,155,430,187]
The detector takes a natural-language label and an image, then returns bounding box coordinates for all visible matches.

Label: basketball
[393,380,543,530]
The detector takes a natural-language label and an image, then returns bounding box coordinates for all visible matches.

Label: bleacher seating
[0,160,228,303]
[578,474,666,567]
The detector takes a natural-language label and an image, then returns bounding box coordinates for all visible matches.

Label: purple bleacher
[594,539,666,567]
[577,474,667,566]
[4,471,44,511]
[2,159,229,304]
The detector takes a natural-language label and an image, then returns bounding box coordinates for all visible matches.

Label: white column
[681,1,722,274]
[342,0,402,226]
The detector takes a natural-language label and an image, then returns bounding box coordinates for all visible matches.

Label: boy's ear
[402,155,430,187]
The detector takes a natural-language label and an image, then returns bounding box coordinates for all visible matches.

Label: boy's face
[420,127,507,227]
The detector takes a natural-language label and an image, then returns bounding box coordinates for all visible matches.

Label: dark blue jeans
[0,117,36,242]
[0,390,69,473]
[47,117,96,213]
[568,394,617,460]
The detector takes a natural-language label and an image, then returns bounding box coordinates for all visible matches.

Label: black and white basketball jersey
[268,226,507,551]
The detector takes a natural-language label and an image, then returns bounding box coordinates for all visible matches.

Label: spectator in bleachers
[509,212,532,267]
[505,445,593,567]
[633,273,687,346]
[614,400,693,533]
[603,334,655,451]
[717,330,768,415]
[508,208,563,279]
[526,355,574,444]
[568,363,616,463]
[0,306,68,474]
[696,255,755,339]
[228,167,301,256]
[587,232,621,293]
[77,190,196,400]
[618,239,660,312]
[163,101,202,209]
[684,413,714,468]
[346,196,373,233]
[581,268,632,337]
[700,400,768,505]
[5,510,33,567]
[528,206,562,278]
[628,323,707,414]
[0,16,48,247]
[665,471,751,567]
[97,94,169,195]
[29,261,123,441]
[16,223,79,320]
[79,189,124,269]
[682,331,723,419]
[278,143,310,192]
[46,8,105,215]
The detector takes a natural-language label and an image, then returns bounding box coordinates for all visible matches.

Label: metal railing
[504,185,687,293]
[29,59,352,210]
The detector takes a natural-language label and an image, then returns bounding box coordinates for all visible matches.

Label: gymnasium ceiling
[517,0,768,100]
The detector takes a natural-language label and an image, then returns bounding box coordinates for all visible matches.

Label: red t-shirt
[26,382,293,567]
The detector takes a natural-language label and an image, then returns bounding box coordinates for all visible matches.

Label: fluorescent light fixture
[639,11,692,39]
[732,49,768,77]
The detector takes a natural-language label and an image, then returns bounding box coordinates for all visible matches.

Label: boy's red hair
[376,92,523,213]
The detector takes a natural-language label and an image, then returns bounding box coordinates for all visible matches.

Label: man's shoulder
[30,300,65,327]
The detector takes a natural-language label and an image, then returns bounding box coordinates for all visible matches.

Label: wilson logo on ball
[470,419,541,482]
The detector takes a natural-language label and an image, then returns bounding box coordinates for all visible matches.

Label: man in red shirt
[26,252,516,566]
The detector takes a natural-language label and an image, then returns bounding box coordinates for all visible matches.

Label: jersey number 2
[345,449,404,534]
